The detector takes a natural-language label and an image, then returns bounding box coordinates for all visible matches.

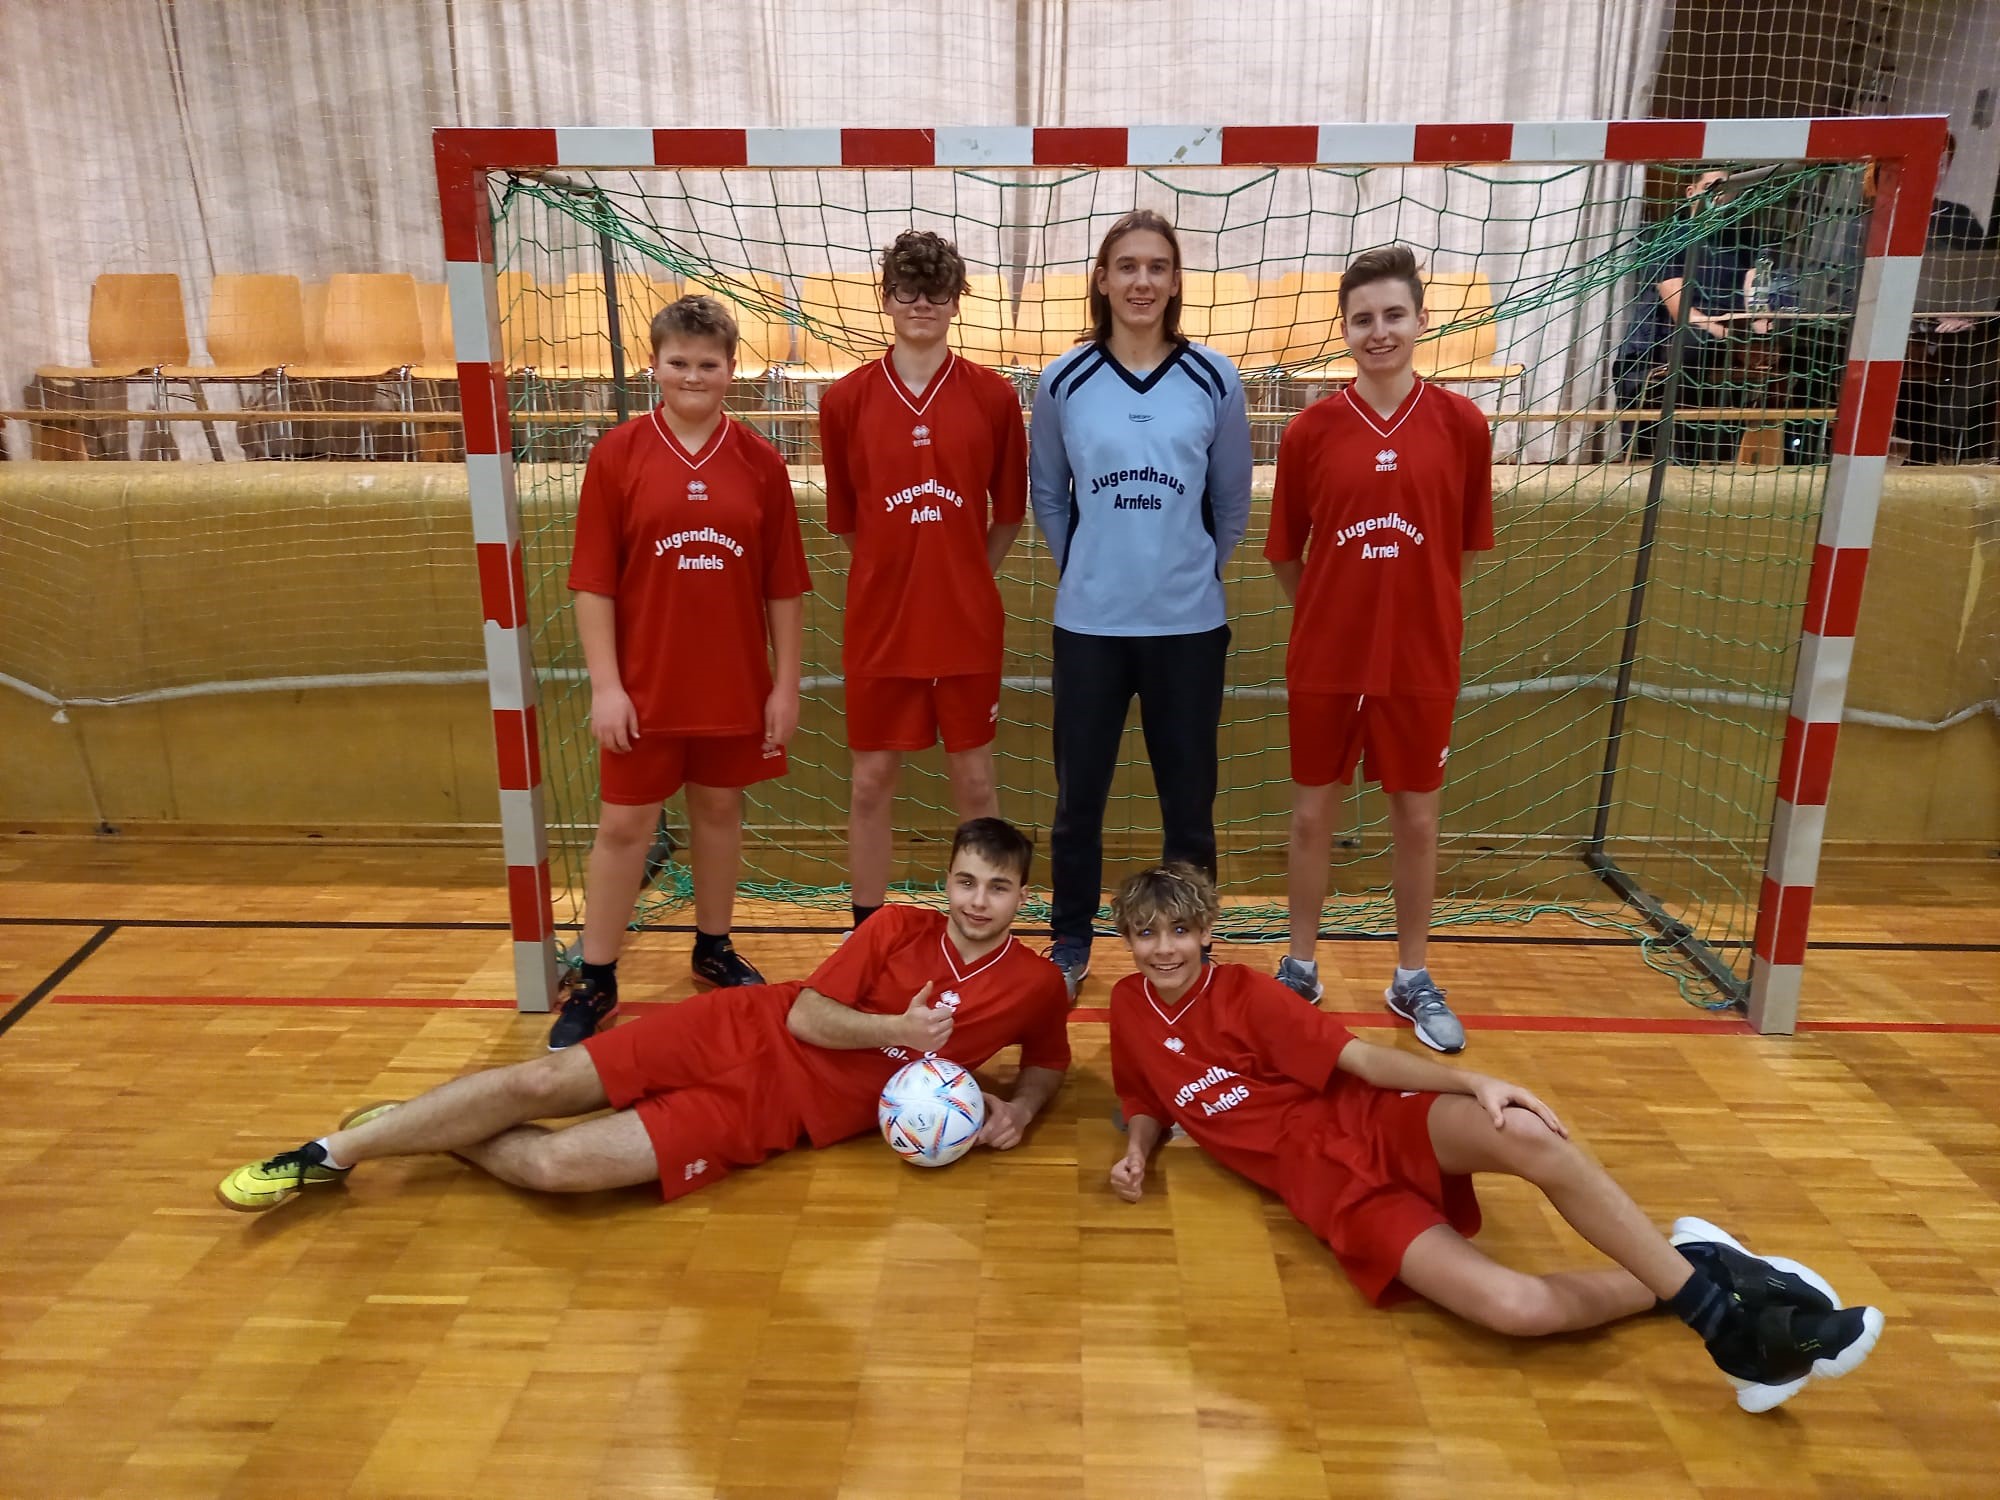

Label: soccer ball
[878,1057,985,1167]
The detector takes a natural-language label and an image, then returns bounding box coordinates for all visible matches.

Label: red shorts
[598,731,786,806]
[582,986,810,1202]
[1279,1087,1482,1306]
[1288,693,1455,793]
[845,673,1001,753]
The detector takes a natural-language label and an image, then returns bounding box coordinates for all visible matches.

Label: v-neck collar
[1096,339,1189,394]
[649,406,730,469]
[879,350,956,415]
[1342,377,1426,438]
[1142,962,1214,1027]
[940,926,1013,986]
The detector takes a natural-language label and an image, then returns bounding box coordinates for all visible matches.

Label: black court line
[2,913,1993,954]
[0,924,120,1041]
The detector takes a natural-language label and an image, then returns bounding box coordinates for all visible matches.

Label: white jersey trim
[878,350,958,418]
[941,925,1014,985]
[1142,963,1215,1027]
[1341,378,1428,440]
[648,407,733,471]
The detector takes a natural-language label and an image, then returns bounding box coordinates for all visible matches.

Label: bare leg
[847,749,903,908]
[1427,1093,1695,1304]
[1286,781,1338,964]
[455,1110,659,1193]
[581,799,664,965]
[1385,787,1439,972]
[944,743,1000,821]
[685,782,745,934]
[324,1048,608,1165]
[1397,1223,1658,1336]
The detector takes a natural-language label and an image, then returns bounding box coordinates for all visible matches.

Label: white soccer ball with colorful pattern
[878,1057,985,1167]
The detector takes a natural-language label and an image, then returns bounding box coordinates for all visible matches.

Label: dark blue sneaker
[546,971,618,1050]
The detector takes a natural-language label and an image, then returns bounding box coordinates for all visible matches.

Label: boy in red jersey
[217,820,1069,1211]
[551,295,811,1050]
[819,231,1027,931]
[1103,864,1883,1414]
[1264,245,1494,1051]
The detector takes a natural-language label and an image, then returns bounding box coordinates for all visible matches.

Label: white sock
[1395,966,1427,987]
[313,1136,349,1171]
[1288,956,1318,974]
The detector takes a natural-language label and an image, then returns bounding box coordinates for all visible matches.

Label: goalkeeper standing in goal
[820,230,1027,933]
[548,295,811,1051]
[1029,210,1254,1000]
[1264,246,1494,1050]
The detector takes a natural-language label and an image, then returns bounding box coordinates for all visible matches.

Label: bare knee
[1290,787,1336,843]
[1468,1275,1569,1338]
[593,804,656,858]
[1492,1109,1582,1187]
[849,757,900,814]
[949,759,996,818]
[505,1053,593,1119]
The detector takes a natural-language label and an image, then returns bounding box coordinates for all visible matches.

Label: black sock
[851,902,882,929]
[693,929,729,960]
[579,959,617,993]
[1665,1270,1734,1341]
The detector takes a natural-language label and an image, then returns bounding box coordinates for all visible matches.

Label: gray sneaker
[1274,955,1324,1003]
[1385,969,1465,1053]
[1049,939,1090,1001]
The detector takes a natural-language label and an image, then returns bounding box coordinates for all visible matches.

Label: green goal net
[486,156,1866,1003]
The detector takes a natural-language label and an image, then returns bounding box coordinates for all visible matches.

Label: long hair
[1083,209,1184,345]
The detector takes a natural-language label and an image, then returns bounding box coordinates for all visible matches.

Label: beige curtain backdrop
[0,0,1673,457]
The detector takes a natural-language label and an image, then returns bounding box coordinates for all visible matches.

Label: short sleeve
[1237,970,1357,1091]
[820,380,857,535]
[1460,401,1495,552]
[567,434,625,595]
[1015,972,1073,1073]
[986,374,1029,527]
[1263,410,1315,563]
[803,904,915,1004]
[757,441,812,598]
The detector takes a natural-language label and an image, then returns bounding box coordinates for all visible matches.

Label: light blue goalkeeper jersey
[1029,339,1253,636]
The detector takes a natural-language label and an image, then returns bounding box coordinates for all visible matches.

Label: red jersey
[819,353,1028,678]
[788,904,1072,1144]
[1264,380,1494,697]
[1109,963,1360,1195]
[567,410,811,735]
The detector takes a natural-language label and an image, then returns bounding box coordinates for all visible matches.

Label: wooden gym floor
[1,839,1996,1499]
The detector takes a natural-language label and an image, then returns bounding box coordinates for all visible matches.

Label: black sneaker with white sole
[1672,1216,1838,1314]
[546,972,618,1050]
[691,937,765,989]
[1705,1301,1885,1413]
[1274,956,1324,1003]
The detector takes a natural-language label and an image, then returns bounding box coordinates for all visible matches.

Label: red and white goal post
[433,117,1946,1032]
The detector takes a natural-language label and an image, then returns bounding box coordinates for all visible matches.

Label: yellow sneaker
[215,1145,347,1212]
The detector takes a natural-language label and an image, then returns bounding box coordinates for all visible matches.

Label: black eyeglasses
[888,286,958,305]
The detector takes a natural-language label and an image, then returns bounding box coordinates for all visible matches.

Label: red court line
[26,993,2000,1035]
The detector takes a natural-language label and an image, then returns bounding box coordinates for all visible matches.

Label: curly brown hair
[648,294,739,360]
[1110,861,1221,937]
[878,229,970,301]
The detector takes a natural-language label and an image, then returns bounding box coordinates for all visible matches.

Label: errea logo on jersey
[683,1158,708,1180]
[687,479,709,501]
[1375,448,1398,472]
[938,989,963,1011]
[912,424,931,447]
[1163,1037,1184,1053]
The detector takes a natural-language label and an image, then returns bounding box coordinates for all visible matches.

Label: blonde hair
[1110,862,1221,936]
